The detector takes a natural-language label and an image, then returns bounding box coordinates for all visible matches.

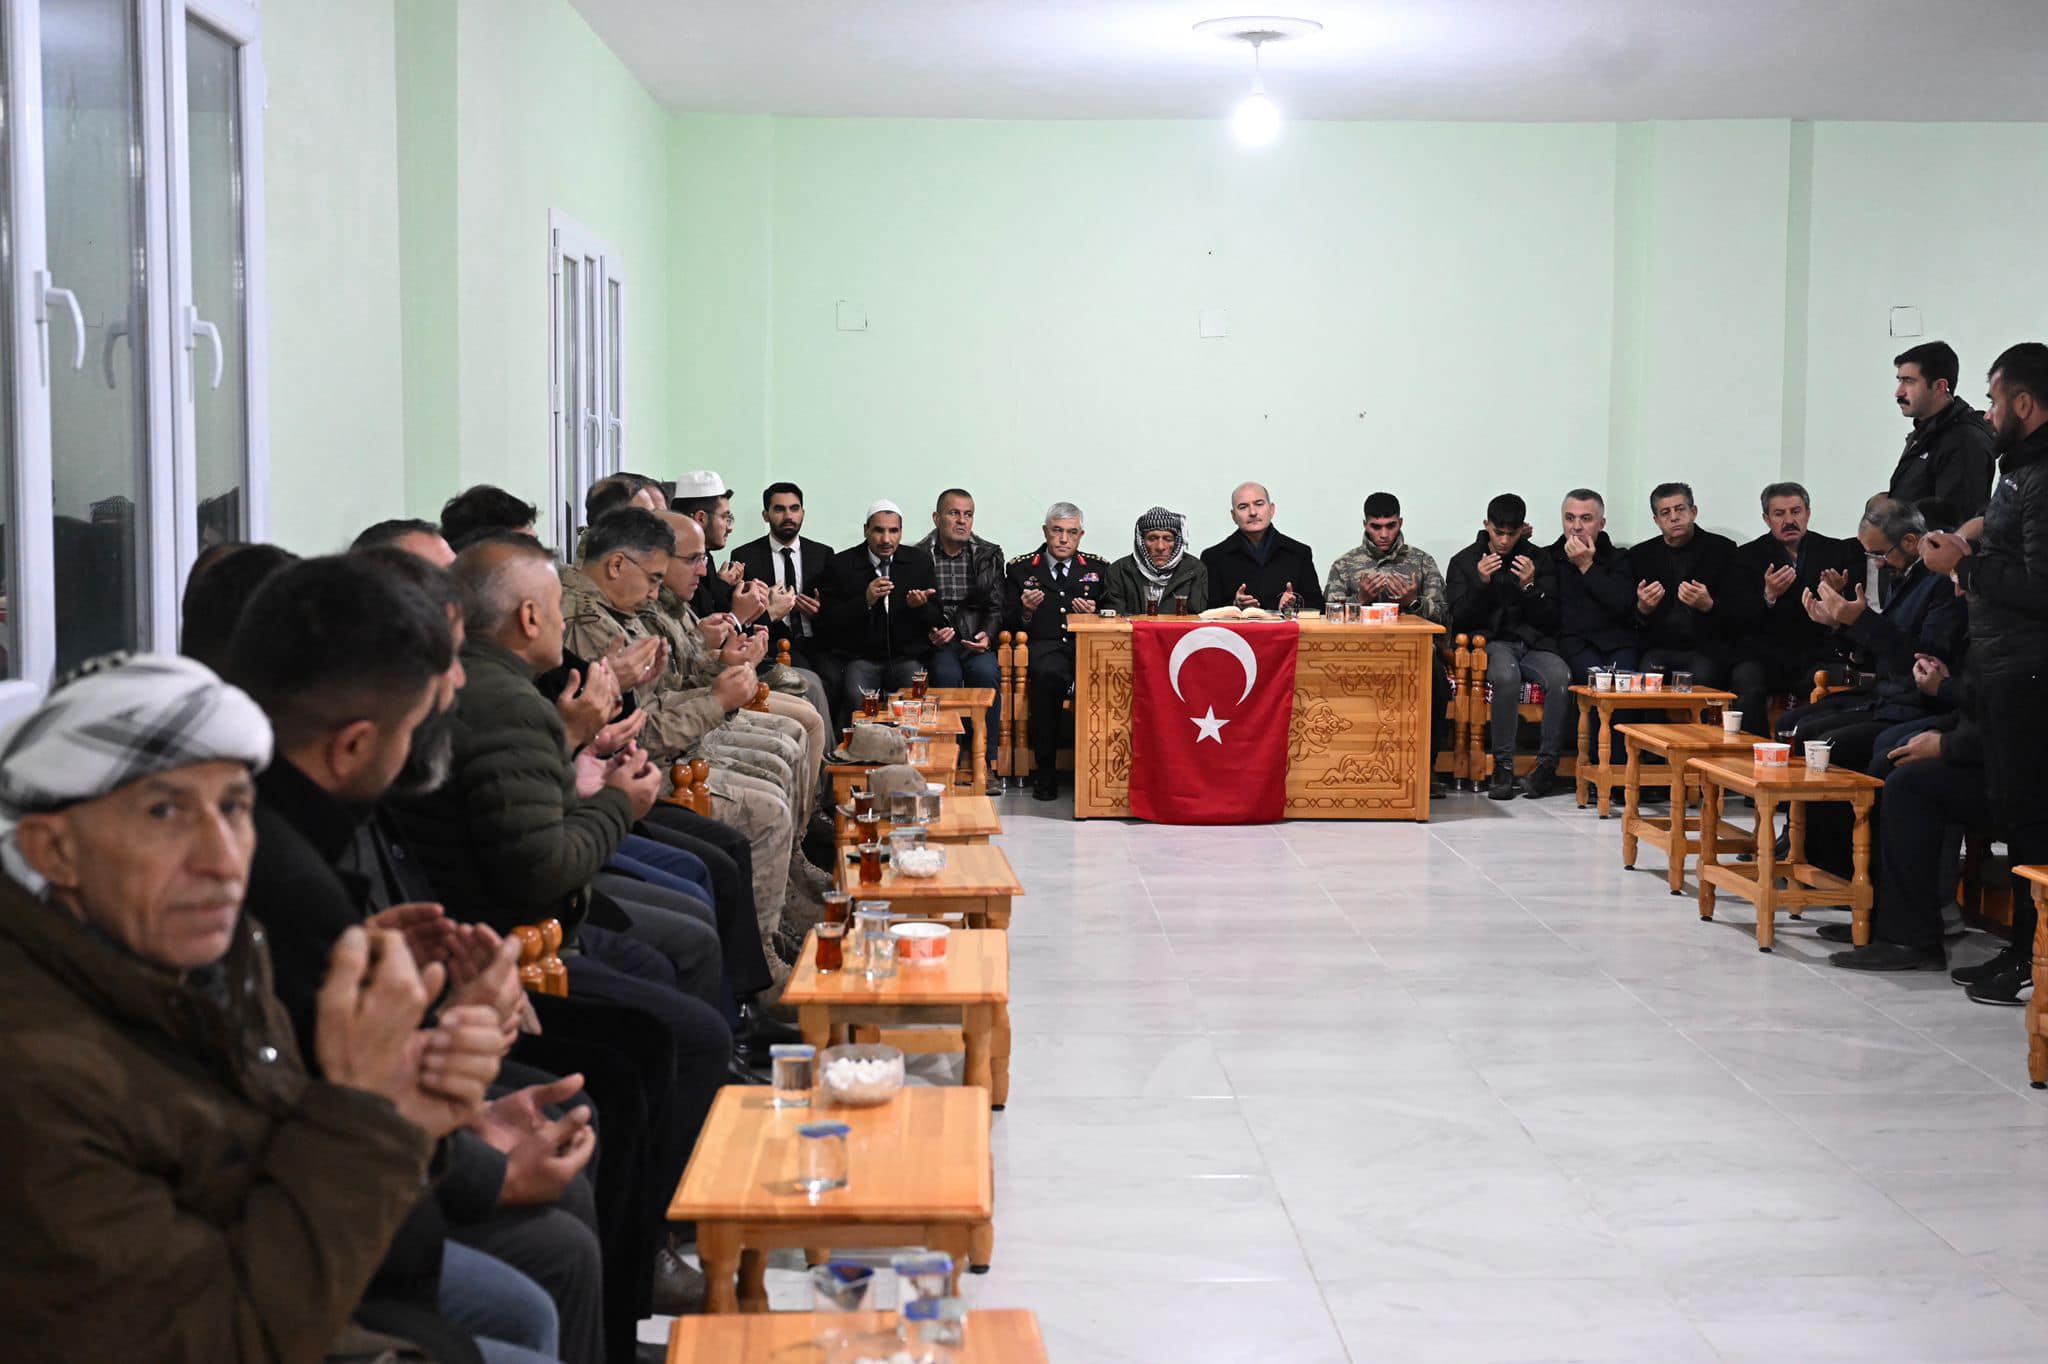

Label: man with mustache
[1887,341,1996,521]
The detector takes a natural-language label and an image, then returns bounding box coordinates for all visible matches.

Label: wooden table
[1617,722,1760,893]
[834,794,1003,848]
[1570,685,1737,816]
[928,686,998,792]
[836,843,1024,931]
[1693,755,1882,951]
[669,1086,994,1312]
[1068,615,1445,821]
[784,928,1011,1108]
[2021,866,2048,1090]
[668,1309,1047,1362]
[828,737,961,805]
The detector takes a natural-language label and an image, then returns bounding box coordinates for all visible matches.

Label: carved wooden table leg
[1699,779,1722,922]
[799,1005,832,1051]
[1596,705,1617,817]
[962,1003,994,1098]
[1576,698,1592,808]
[1754,796,1780,951]
[2030,883,2048,1089]
[1621,735,1643,868]
[699,1222,742,1314]
[1851,794,1874,946]
[737,1247,769,1313]
[1667,762,1691,896]
[992,1000,1012,1109]
[1787,800,1808,919]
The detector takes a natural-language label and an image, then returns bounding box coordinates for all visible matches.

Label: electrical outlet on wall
[1889,306,1923,338]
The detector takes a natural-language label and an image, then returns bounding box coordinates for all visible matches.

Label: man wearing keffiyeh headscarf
[1101,506,1211,617]
[0,651,511,1363]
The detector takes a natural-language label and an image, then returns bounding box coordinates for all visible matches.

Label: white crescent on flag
[1167,626,1259,704]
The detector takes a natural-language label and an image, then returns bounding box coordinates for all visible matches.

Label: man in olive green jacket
[1099,506,1210,616]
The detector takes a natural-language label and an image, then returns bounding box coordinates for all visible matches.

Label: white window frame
[0,0,268,685]
[548,208,625,553]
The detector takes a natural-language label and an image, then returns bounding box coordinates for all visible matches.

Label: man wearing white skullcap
[815,499,946,721]
[0,652,506,1361]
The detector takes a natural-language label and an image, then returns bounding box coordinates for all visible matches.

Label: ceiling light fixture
[1194,16,1322,147]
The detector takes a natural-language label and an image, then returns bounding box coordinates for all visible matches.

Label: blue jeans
[617,833,715,909]
[926,640,1001,761]
[439,1240,559,1364]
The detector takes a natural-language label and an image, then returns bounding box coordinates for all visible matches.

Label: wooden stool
[836,842,1024,933]
[1570,685,1736,817]
[783,927,1012,1108]
[669,1086,994,1311]
[668,1309,1047,1362]
[2019,866,2048,1090]
[1616,722,1760,893]
[1692,755,1883,951]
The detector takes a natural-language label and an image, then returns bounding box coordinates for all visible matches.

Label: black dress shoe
[739,1002,805,1046]
[1522,758,1564,799]
[1829,942,1945,971]
[1815,922,1854,943]
[1031,770,1058,801]
[1951,945,2024,987]
[1964,956,2035,1006]
[1487,768,1522,801]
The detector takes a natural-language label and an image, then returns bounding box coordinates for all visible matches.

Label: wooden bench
[1462,633,1578,789]
[1615,722,1758,893]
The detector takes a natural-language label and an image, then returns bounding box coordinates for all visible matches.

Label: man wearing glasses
[673,470,743,617]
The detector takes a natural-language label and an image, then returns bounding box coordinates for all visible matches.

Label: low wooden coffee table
[828,737,962,805]
[668,1309,1047,1362]
[2020,866,2048,1090]
[1571,685,1736,817]
[836,843,1024,932]
[929,686,998,791]
[784,928,1012,1108]
[834,794,1003,848]
[1616,722,1760,893]
[1693,755,1882,951]
[669,1086,994,1312]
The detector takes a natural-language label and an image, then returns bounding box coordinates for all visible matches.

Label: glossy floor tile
[652,788,2048,1359]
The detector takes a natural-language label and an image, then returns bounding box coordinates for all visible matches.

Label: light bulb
[1233,90,1281,146]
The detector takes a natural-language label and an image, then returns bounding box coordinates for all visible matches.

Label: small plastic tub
[1753,741,1791,768]
[889,920,950,965]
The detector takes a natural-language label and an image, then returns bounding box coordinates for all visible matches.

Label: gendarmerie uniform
[1001,546,1107,779]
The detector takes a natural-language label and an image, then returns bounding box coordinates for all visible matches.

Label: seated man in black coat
[1199,481,1322,613]
[1001,501,1108,801]
[1447,493,1571,800]
[1630,481,1738,689]
[1724,481,1859,735]
[816,500,945,718]
[1544,488,1639,680]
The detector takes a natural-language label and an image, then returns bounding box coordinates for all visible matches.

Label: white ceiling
[568,0,2048,122]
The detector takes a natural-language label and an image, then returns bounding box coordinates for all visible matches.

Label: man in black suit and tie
[729,481,838,708]
[815,500,944,721]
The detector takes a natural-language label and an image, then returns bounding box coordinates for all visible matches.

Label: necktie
[1055,560,1067,583]
[782,547,807,635]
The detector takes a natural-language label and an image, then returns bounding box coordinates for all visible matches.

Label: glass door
[178,15,245,551]
[41,0,152,674]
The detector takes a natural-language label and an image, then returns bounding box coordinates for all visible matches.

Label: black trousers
[1729,647,1832,737]
[1980,668,2048,952]
[519,995,674,1362]
[1872,757,1990,951]
[1026,642,1075,773]
[637,805,771,998]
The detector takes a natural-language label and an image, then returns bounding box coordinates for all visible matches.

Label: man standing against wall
[1200,482,1322,613]
[1923,342,2048,1005]
[1888,341,1997,520]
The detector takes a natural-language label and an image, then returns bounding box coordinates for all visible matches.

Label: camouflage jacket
[1323,535,1450,625]
[560,565,729,764]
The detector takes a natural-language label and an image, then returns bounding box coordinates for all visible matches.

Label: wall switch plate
[1889,306,1923,338]
[836,301,867,332]
[1199,308,1229,338]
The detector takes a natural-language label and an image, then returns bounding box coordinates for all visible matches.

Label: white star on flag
[1189,706,1229,743]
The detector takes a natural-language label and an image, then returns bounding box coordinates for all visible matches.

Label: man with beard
[1922,342,2048,1006]
[730,481,839,708]
[1324,492,1453,791]
[1725,482,1859,734]
[1887,341,1997,520]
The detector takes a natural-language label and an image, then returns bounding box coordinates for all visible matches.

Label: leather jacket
[915,530,1007,645]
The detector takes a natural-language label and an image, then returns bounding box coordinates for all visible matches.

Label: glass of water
[797,1121,850,1195]
[1673,670,1694,692]
[771,1044,816,1107]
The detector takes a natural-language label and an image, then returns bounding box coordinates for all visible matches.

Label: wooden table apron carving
[1067,615,1445,821]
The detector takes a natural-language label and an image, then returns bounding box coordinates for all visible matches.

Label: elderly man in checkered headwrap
[0,652,505,1362]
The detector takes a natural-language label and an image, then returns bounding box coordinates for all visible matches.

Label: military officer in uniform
[1002,500,1106,800]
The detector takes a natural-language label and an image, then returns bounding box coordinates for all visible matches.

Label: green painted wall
[667,115,2048,574]
[262,0,406,553]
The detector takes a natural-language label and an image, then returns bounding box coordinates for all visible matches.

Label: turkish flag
[1129,620,1299,824]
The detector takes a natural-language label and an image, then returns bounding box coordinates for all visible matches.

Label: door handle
[33,271,86,382]
[183,305,224,390]
[103,319,129,388]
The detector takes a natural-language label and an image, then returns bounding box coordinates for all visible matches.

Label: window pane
[186,20,247,550]
[606,276,621,471]
[0,12,18,677]
[43,0,150,673]
[559,255,578,538]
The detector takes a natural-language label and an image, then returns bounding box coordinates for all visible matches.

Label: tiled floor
[661,789,2048,1361]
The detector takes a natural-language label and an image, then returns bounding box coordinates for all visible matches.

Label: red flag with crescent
[1129,620,1299,824]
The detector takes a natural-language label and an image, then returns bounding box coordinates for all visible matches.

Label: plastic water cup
[1722,709,1743,735]
[771,1044,816,1107]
